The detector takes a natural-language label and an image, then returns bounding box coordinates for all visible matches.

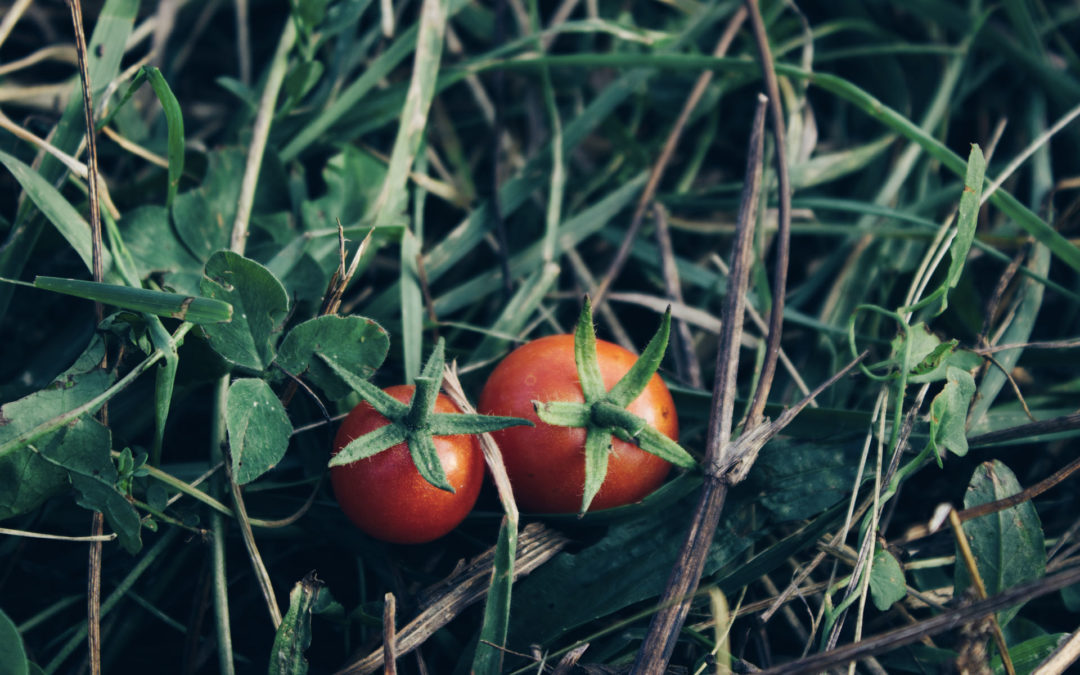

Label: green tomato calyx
[533,297,696,513]
[323,339,532,493]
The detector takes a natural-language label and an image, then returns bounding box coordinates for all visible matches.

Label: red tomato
[478,334,678,513]
[331,385,484,544]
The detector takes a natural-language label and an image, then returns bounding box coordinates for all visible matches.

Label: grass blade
[141,67,185,207]
[34,276,232,323]
[470,517,517,675]
[0,151,111,276]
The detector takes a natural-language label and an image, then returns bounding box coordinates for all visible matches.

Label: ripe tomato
[478,334,679,512]
[331,384,484,544]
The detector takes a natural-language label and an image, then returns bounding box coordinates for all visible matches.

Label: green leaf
[942,145,985,305]
[146,316,179,464]
[907,339,959,383]
[6,383,144,554]
[606,309,671,408]
[0,337,113,519]
[426,413,532,436]
[298,147,387,233]
[887,322,945,377]
[508,498,754,648]
[745,437,866,522]
[1062,583,1080,612]
[968,245,1049,428]
[0,149,112,276]
[329,424,408,467]
[117,206,203,292]
[291,0,331,30]
[283,59,324,105]
[992,634,1068,675]
[0,607,30,675]
[171,148,246,262]
[869,547,907,611]
[405,432,453,493]
[927,366,976,459]
[276,315,389,400]
[226,378,294,484]
[955,460,1046,626]
[141,67,185,208]
[573,298,606,402]
[33,276,232,323]
[200,251,289,372]
[533,400,590,428]
[788,134,895,189]
[471,518,516,674]
[268,572,324,675]
[580,427,612,513]
[57,422,142,554]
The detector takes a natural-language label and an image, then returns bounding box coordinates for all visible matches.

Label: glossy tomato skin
[331,385,484,544]
[478,334,678,513]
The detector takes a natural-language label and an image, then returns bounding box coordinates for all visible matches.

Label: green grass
[1,0,1079,673]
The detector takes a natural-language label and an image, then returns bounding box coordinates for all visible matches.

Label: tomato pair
[330,304,691,544]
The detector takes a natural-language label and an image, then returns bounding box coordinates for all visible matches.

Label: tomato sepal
[326,338,532,493]
[604,307,671,408]
[405,431,454,493]
[581,426,613,513]
[631,423,697,469]
[427,413,533,435]
[319,353,408,420]
[330,423,410,467]
[533,400,590,427]
[534,399,697,472]
[574,296,606,401]
[419,336,445,379]
[552,298,696,511]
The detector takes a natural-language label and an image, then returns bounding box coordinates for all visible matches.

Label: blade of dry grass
[752,564,1080,675]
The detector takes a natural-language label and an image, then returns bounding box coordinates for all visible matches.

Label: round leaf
[226,378,293,484]
[955,460,1046,626]
[0,607,30,675]
[277,315,389,400]
[200,251,289,372]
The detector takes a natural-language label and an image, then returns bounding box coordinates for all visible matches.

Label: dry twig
[743,0,793,429]
[383,592,398,675]
[751,564,1080,675]
[67,1,107,672]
